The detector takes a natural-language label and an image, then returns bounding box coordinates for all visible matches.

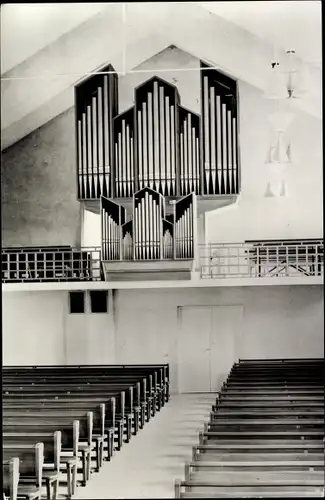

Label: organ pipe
[135,78,180,198]
[75,65,118,200]
[200,61,238,195]
[77,65,238,202]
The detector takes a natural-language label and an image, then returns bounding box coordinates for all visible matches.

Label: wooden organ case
[75,60,240,279]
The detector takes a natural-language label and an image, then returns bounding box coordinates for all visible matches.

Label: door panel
[178,306,211,392]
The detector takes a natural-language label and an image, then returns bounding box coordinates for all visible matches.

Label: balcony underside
[101,259,193,281]
[83,194,238,215]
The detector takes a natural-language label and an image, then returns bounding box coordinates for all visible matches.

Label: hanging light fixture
[263,61,288,100]
[264,49,310,101]
[285,49,310,99]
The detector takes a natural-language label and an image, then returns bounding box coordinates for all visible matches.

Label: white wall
[3,286,323,392]
[2,291,67,365]
[2,290,115,366]
[114,285,324,393]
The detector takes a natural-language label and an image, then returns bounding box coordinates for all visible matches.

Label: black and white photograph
[1,1,324,499]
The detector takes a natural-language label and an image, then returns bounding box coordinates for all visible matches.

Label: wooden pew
[3,364,168,410]
[2,457,19,500]
[3,401,112,466]
[3,443,43,500]
[2,414,91,488]
[176,358,324,498]
[3,421,79,498]
[3,387,128,450]
[3,432,60,500]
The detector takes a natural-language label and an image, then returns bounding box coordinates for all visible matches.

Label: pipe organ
[101,188,196,262]
[76,64,118,200]
[75,60,239,203]
[201,62,239,195]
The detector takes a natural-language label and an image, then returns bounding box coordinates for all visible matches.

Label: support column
[194,212,207,276]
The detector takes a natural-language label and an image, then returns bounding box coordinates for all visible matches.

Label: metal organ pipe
[170,105,175,196]
[137,110,143,189]
[233,117,237,193]
[227,109,233,194]
[122,119,127,196]
[92,97,98,198]
[222,102,228,193]
[77,120,82,197]
[118,133,122,198]
[210,86,216,194]
[142,103,148,189]
[97,86,104,194]
[153,82,160,193]
[165,96,171,196]
[87,105,92,197]
[184,118,188,195]
[82,113,87,198]
[203,76,210,193]
[187,113,193,193]
[216,94,222,193]
[103,76,110,181]
[159,86,166,195]
[148,93,154,189]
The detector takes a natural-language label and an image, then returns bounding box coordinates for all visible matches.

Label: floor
[72,393,216,499]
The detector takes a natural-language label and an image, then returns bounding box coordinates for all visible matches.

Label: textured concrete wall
[1,107,82,247]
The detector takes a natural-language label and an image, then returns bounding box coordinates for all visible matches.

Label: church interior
[1,2,324,499]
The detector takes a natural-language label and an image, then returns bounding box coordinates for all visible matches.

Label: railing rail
[2,246,102,283]
[199,241,324,279]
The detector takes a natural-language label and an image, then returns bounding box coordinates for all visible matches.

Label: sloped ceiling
[1,2,321,151]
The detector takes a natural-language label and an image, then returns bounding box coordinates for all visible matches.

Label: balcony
[2,239,323,289]
[199,240,324,280]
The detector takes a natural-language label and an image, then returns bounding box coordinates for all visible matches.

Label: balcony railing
[2,247,102,283]
[199,240,324,279]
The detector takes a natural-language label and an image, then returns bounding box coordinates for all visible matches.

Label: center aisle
[75,393,217,499]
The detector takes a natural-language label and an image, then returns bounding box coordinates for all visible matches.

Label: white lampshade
[264,178,287,198]
[265,132,291,164]
[263,62,288,100]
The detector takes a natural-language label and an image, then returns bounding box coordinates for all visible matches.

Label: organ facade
[75,56,240,278]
